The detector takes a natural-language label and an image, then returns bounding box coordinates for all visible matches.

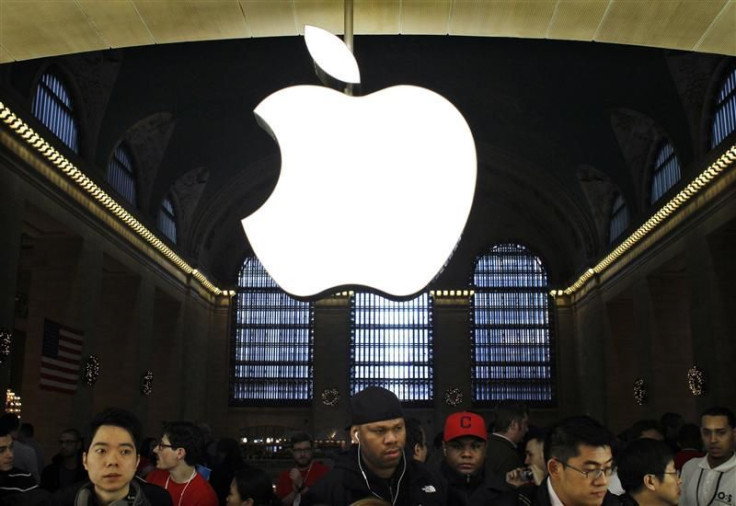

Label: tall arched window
[31,71,80,153]
[609,193,629,244]
[471,243,554,405]
[157,195,177,244]
[107,143,137,206]
[350,292,433,404]
[231,257,314,405]
[711,67,736,149]
[650,141,681,204]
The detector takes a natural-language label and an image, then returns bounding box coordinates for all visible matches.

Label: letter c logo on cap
[460,415,471,428]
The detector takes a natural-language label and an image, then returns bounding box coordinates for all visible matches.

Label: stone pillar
[70,236,104,429]
[554,295,579,417]
[432,294,472,430]
[572,282,608,422]
[0,166,23,393]
[133,276,155,421]
[312,295,351,441]
[180,287,210,421]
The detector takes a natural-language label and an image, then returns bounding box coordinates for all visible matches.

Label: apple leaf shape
[304,25,360,85]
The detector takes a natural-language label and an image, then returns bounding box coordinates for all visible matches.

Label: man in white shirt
[680,406,736,506]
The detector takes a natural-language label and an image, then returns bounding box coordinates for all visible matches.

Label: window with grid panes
[650,141,681,204]
[350,292,433,404]
[157,195,177,244]
[609,193,629,244]
[230,256,313,405]
[107,143,137,206]
[31,71,79,153]
[471,243,555,406]
[712,67,736,149]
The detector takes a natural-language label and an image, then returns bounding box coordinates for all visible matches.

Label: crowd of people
[0,391,733,506]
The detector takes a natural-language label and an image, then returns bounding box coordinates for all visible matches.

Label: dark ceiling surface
[1,35,731,292]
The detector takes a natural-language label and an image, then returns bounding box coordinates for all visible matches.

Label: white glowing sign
[242,26,476,298]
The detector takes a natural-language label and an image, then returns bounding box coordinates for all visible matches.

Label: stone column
[432,294,472,430]
[312,295,351,441]
[0,166,23,393]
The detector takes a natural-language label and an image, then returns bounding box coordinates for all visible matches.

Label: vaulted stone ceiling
[0,2,734,292]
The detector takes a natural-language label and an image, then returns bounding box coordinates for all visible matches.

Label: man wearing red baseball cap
[440,411,510,506]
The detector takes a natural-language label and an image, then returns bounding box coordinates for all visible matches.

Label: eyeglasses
[662,470,681,478]
[156,441,174,450]
[557,459,613,481]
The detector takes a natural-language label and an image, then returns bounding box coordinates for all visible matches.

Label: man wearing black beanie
[304,386,445,506]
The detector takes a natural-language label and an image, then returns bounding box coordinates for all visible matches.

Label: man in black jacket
[440,411,509,505]
[305,386,446,506]
[41,429,88,492]
[495,416,621,506]
[48,408,171,506]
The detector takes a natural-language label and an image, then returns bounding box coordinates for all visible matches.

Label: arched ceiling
[1,1,734,293]
[0,0,734,64]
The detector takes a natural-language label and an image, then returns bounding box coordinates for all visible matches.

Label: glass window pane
[712,68,736,149]
[107,143,137,206]
[471,243,555,406]
[31,71,80,153]
[230,257,314,405]
[650,141,681,204]
[350,292,432,403]
[609,193,629,243]
[157,195,177,244]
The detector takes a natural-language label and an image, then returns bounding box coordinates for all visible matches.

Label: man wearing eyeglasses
[617,438,681,505]
[276,433,329,505]
[147,421,218,506]
[679,406,736,506]
[495,415,619,506]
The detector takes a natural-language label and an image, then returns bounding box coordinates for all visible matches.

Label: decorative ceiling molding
[0,1,733,64]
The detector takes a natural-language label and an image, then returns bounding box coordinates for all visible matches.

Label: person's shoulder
[47,482,88,506]
[681,455,705,475]
[146,469,168,485]
[192,473,218,504]
[138,479,173,506]
[312,460,331,473]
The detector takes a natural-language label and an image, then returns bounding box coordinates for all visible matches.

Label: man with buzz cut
[49,408,171,506]
[679,406,736,506]
[617,438,682,506]
[148,421,218,506]
[304,386,446,506]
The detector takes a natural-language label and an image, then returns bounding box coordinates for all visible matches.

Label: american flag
[40,319,83,394]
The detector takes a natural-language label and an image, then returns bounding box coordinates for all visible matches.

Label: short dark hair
[233,466,275,506]
[290,432,313,448]
[491,400,528,433]
[61,428,83,444]
[163,421,205,466]
[405,417,425,452]
[544,416,615,464]
[19,423,34,438]
[617,438,674,495]
[701,406,736,428]
[628,419,665,440]
[86,408,142,452]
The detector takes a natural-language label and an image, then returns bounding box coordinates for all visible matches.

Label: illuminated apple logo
[242,26,476,298]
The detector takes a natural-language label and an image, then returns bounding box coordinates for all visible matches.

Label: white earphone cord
[355,438,406,506]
